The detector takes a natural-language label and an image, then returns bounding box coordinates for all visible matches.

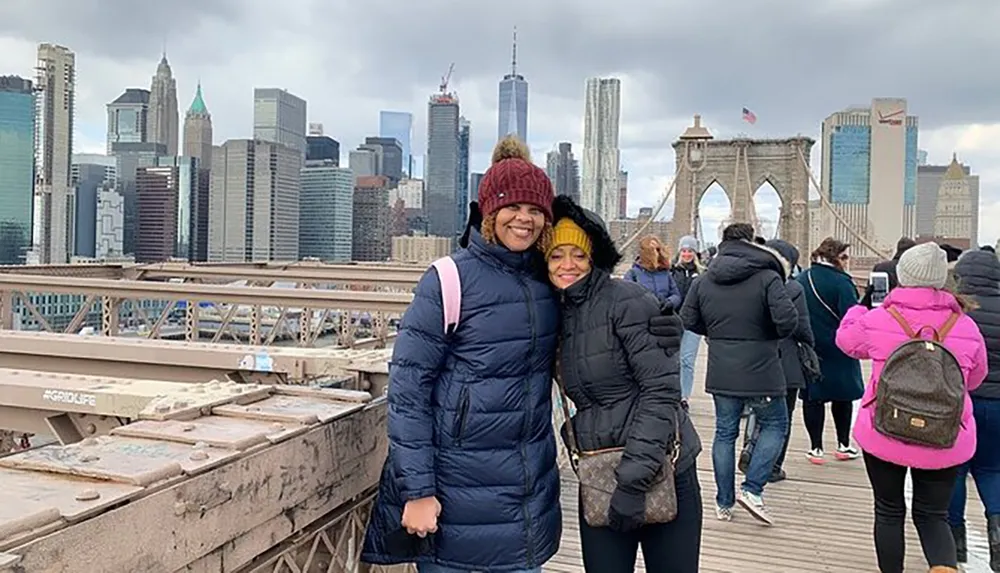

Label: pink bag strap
[431,256,461,334]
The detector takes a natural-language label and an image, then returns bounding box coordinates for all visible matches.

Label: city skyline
[0,0,997,247]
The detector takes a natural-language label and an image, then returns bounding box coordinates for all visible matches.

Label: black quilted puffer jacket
[551,196,701,488]
[955,250,1000,399]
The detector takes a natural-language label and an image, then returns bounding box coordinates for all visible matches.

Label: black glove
[608,487,645,533]
[649,312,683,354]
[859,283,874,309]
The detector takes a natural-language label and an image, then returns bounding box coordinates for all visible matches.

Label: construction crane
[439,62,455,94]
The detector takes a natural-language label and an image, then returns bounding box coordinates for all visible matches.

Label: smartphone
[869,271,889,307]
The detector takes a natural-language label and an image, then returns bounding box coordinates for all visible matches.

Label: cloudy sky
[1,0,997,248]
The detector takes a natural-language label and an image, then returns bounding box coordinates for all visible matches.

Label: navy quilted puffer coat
[361,227,562,571]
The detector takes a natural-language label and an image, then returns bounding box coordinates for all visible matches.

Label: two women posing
[361,137,702,573]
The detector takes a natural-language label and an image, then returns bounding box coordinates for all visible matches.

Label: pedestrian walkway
[547,346,989,572]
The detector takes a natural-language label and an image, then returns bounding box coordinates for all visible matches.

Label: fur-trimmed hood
[706,238,790,285]
[551,195,622,271]
[765,239,799,279]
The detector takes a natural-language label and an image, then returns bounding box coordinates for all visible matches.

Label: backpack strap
[886,307,961,343]
[935,312,961,342]
[885,307,917,339]
[431,256,461,335]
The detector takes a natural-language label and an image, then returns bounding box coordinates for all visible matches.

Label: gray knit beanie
[678,235,700,252]
[897,242,948,289]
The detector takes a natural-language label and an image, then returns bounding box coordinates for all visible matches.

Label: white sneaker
[716,505,733,521]
[737,489,774,526]
[835,444,860,461]
[805,448,825,465]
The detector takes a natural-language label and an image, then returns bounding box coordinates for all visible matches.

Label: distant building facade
[106,88,149,153]
[0,75,35,264]
[299,161,353,262]
[352,175,390,262]
[392,235,452,265]
[379,111,412,176]
[208,139,300,262]
[253,88,307,158]
[546,142,580,203]
[148,55,179,156]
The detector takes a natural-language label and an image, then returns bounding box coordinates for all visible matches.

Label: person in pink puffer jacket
[836,242,988,573]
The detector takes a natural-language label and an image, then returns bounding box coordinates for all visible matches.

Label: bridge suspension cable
[619,141,895,260]
[793,146,891,260]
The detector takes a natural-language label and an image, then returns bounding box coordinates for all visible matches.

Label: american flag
[742,107,757,125]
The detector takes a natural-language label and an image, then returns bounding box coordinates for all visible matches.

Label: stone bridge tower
[668,116,815,261]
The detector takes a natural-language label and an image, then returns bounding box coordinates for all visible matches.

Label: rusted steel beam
[0,331,389,384]
[0,263,128,280]
[0,390,387,573]
[0,274,413,313]
[133,261,426,287]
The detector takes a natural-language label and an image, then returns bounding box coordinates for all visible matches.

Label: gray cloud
[1,0,997,246]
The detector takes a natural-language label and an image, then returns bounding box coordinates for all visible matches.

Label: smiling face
[679,248,696,263]
[547,245,592,289]
[493,203,546,252]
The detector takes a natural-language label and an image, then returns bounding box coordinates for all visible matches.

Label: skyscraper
[183,82,212,167]
[352,176,391,262]
[32,43,76,264]
[820,98,918,254]
[306,135,339,164]
[457,118,470,233]
[71,154,116,258]
[253,88,307,158]
[299,160,353,262]
[148,55,179,156]
[106,88,149,153]
[470,172,484,205]
[617,170,628,219]
[916,161,979,244]
[545,142,579,203]
[581,78,621,223]
[425,90,460,240]
[134,156,203,262]
[110,141,166,255]
[364,137,404,184]
[208,139,300,262]
[497,29,528,143]
[0,76,35,264]
[379,111,412,176]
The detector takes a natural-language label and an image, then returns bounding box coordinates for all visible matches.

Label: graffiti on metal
[41,389,96,407]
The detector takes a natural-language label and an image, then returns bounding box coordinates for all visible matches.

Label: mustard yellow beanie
[547,218,592,259]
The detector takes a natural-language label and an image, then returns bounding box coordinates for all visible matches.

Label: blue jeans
[679,330,701,400]
[417,565,541,573]
[948,396,1000,526]
[713,394,788,508]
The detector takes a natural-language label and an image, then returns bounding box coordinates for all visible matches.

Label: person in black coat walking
[948,249,1000,570]
[872,237,916,291]
[547,195,703,573]
[680,222,798,526]
[739,240,816,483]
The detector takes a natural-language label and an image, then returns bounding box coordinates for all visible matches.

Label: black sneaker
[767,469,786,483]
[738,445,751,475]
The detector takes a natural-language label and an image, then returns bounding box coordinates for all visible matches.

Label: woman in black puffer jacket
[948,249,1000,570]
[547,195,703,573]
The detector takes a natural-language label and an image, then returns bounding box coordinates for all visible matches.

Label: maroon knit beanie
[478,137,554,221]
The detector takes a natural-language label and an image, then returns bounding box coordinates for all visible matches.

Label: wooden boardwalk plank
[546,347,986,572]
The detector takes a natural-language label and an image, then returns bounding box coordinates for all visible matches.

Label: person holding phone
[872,237,917,291]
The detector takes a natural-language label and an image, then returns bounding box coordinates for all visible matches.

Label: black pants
[802,398,852,450]
[579,465,702,573]
[863,452,960,572]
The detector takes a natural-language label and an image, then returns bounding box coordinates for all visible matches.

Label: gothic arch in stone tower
[668,116,815,259]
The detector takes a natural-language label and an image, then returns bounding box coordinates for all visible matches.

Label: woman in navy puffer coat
[361,137,562,572]
[623,235,682,310]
